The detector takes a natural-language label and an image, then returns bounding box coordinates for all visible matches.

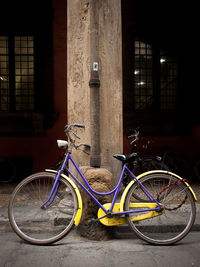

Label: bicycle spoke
[8,172,78,245]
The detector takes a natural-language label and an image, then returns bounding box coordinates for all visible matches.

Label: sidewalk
[0,182,200,234]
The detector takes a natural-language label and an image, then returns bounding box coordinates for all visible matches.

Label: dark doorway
[122,0,200,181]
[122,0,200,136]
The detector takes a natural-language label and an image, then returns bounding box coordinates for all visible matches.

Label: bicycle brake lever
[81,149,90,155]
[76,144,91,155]
[71,130,80,139]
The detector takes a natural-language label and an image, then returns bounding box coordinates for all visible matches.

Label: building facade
[1,0,200,182]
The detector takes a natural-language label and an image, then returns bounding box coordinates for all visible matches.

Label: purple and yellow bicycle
[8,124,197,245]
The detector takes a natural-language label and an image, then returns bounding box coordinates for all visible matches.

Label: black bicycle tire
[8,172,79,245]
[124,173,196,245]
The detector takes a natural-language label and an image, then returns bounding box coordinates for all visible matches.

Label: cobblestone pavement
[1,229,200,267]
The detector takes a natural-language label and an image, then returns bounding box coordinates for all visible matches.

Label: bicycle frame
[41,152,162,218]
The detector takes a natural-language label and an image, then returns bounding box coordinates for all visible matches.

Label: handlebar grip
[71,123,85,128]
[82,144,91,149]
[64,123,85,132]
[76,143,91,149]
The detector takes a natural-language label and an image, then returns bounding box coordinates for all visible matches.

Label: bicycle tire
[0,159,16,183]
[124,173,196,245]
[8,172,79,245]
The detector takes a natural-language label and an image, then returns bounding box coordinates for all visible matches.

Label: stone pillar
[67,0,91,169]
[89,0,101,167]
[98,0,123,181]
[67,0,123,182]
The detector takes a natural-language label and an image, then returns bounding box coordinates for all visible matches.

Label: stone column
[67,0,91,169]
[67,0,123,182]
[98,0,123,181]
[89,0,101,168]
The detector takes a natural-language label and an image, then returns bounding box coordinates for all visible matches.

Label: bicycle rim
[8,172,78,245]
[125,173,196,245]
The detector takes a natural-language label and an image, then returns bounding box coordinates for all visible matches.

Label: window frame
[123,35,181,135]
[0,35,36,112]
[133,40,178,113]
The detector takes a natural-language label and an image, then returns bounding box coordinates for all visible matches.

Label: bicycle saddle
[113,153,137,163]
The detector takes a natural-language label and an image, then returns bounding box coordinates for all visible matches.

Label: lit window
[134,41,153,111]
[0,36,35,111]
[133,41,177,111]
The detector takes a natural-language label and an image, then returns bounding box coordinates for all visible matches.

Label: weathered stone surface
[80,167,113,189]
[67,0,123,182]
[77,167,114,240]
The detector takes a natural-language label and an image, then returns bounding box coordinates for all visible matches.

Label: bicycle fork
[40,156,68,209]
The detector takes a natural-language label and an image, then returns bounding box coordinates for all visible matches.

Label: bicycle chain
[157,179,188,211]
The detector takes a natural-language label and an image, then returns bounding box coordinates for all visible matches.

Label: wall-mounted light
[137,81,145,85]
[134,70,140,75]
[160,58,166,64]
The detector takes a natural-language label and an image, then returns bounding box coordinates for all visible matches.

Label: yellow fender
[45,169,83,226]
[120,170,197,213]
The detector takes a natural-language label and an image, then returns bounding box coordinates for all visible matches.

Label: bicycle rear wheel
[8,172,79,245]
[124,173,196,245]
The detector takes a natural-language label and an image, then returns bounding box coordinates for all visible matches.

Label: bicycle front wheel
[8,172,79,245]
[124,173,196,245]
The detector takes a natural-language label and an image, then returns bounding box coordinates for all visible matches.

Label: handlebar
[63,123,90,154]
[64,123,85,140]
[77,143,91,149]
[127,127,152,152]
[76,143,91,155]
[128,127,140,144]
[64,123,85,131]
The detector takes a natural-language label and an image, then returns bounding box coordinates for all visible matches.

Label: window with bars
[134,41,153,110]
[160,49,177,111]
[133,41,177,112]
[0,36,35,112]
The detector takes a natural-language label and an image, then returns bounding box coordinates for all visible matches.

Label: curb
[114,223,200,239]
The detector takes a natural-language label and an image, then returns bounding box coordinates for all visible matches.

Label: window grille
[0,35,35,112]
[160,50,177,111]
[0,36,9,111]
[134,41,153,110]
[133,41,177,112]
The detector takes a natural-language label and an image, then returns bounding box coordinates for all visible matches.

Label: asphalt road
[0,230,200,267]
